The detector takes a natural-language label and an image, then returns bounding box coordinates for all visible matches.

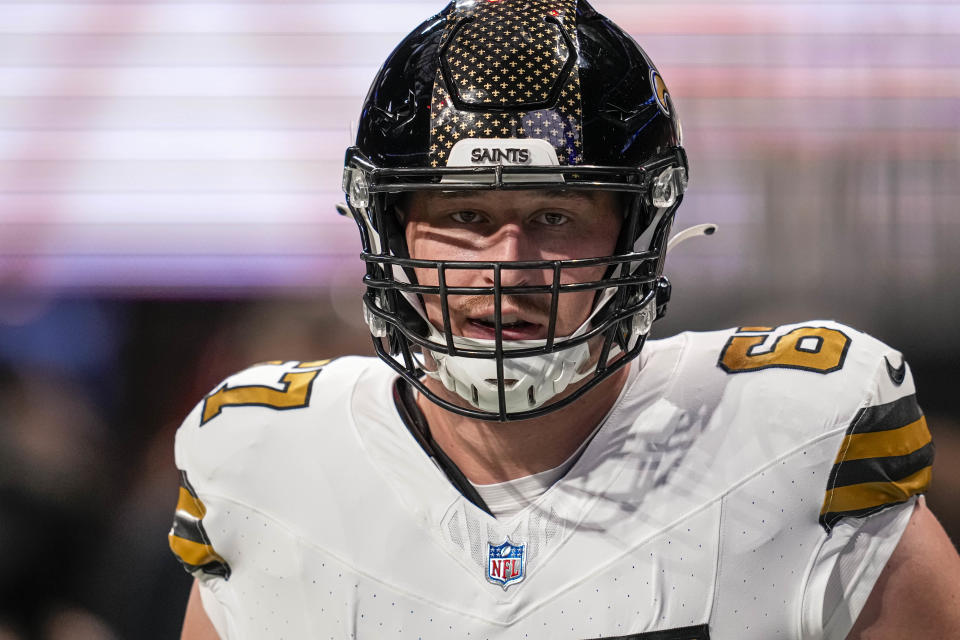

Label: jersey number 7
[201,360,330,425]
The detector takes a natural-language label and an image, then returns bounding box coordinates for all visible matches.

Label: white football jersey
[169,321,932,639]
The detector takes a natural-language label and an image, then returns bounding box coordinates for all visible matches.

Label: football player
[170,0,960,638]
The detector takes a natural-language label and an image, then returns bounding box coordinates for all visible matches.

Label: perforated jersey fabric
[169,321,926,639]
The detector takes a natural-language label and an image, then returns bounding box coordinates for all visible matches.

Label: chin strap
[420,294,658,415]
[667,223,718,253]
[421,323,595,414]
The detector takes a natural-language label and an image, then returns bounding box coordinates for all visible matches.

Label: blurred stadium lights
[0,3,957,638]
[0,1,956,307]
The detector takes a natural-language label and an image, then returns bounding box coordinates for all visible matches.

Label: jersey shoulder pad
[183,355,372,428]
[676,320,864,425]
[174,356,376,472]
[678,321,931,530]
[169,356,376,577]
[701,319,906,418]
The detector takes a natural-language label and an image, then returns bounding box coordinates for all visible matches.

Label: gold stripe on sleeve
[833,417,932,463]
[176,486,206,520]
[821,465,931,515]
[168,534,228,568]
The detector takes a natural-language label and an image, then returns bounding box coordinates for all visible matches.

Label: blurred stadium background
[0,1,957,638]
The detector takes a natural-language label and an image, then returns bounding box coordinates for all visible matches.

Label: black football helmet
[342,0,688,421]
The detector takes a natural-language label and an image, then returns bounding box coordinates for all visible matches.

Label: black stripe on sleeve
[820,502,914,532]
[178,558,232,580]
[179,468,199,497]
[171,513,209,545]
[827,441,935,489]
[848,394,922,435]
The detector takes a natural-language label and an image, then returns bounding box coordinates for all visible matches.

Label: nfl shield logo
[487,538,525,589]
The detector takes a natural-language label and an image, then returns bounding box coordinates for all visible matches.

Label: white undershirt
[470,361,640,519]
[470,453,578,519]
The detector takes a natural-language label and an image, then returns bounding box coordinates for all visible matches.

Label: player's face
[403,189,622,341]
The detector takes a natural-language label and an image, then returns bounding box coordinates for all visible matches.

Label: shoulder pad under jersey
[681,320,931,532]
[168,356,375,577]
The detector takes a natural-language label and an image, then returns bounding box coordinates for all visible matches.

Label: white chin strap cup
[422,297,657,414]
[426,336,593,414]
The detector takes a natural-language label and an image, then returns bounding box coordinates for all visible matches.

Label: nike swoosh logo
[885,356,906,386]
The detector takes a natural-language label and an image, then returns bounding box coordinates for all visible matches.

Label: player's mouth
[464,313,544,341]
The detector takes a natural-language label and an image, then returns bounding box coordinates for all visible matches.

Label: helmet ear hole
[615,193,654,255]
[378,196,411,260]
[655,277,672,319]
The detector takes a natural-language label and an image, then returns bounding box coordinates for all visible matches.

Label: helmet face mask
[343,0,688,421]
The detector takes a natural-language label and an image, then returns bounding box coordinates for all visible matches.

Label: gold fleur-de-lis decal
[428,0,584,167]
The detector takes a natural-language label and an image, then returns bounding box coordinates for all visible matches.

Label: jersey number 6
[719,326,851,374]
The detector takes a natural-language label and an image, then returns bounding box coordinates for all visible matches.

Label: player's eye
[536,211,569,226]
[450,210,484,224]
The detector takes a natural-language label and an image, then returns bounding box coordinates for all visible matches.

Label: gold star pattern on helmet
[429,0,584,166]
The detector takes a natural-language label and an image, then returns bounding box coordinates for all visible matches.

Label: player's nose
[480,226,540,287]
